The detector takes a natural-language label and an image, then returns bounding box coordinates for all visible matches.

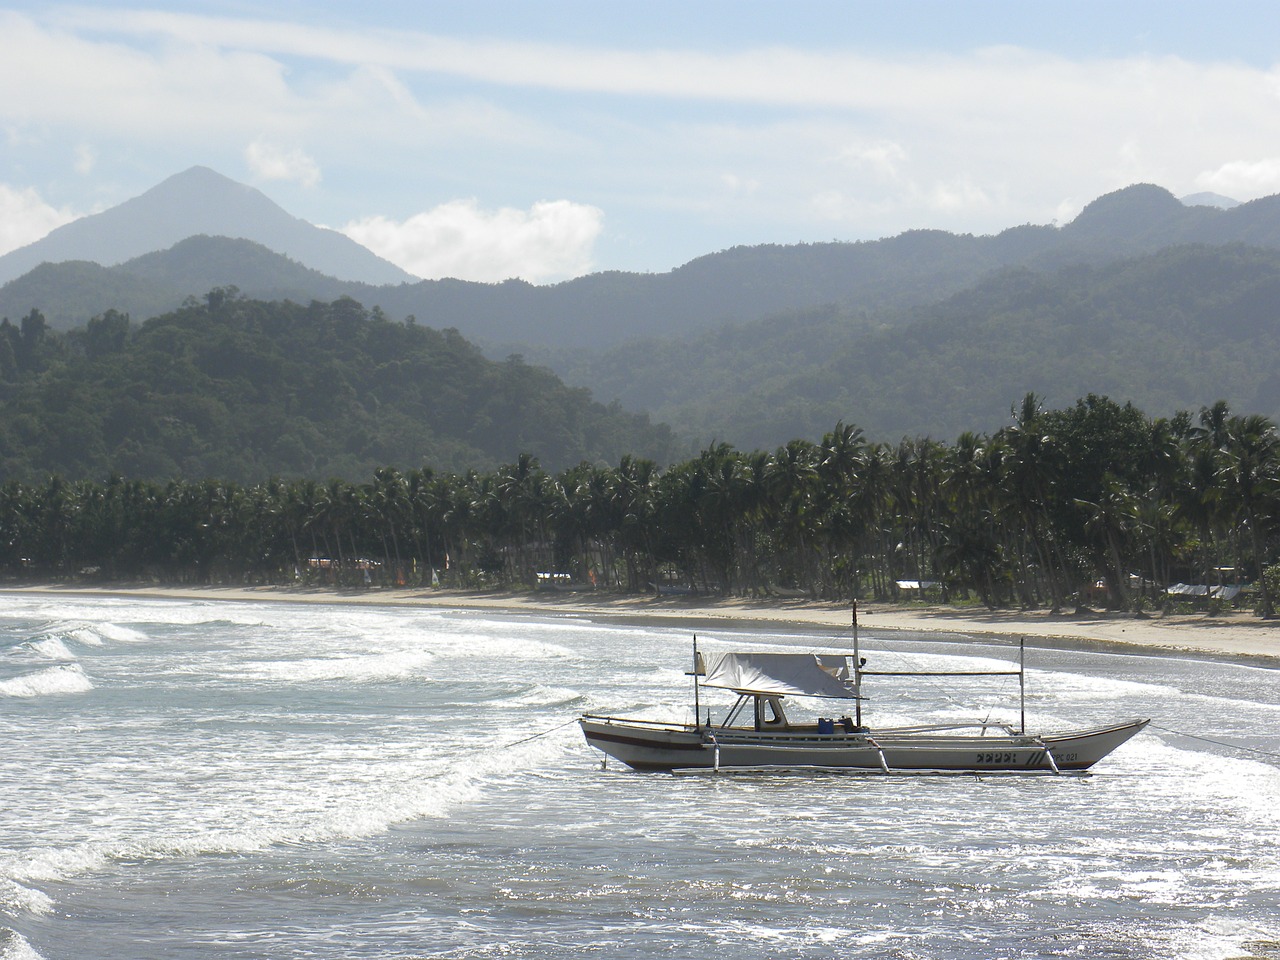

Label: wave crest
[0,664,93,699]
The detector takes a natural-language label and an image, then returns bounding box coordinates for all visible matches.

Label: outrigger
[579,603,1148,773]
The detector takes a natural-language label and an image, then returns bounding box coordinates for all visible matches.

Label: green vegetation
[0,291,681,481]
[13,185,1280,457]
[3,394,1277,620]
[562,244,1280,448]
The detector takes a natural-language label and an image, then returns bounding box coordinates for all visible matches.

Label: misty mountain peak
[1060,183,1206,249]
[0,167,415,287]
[1069,184,1183,228]
[1181,191,1241,210]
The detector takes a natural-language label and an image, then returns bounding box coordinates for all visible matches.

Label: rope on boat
[1150,723,1280,764]
[498,717,582,750]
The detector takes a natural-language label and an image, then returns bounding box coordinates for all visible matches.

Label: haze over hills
[3,173,1274,354]
[600,243,1280,448]
[0,167,416,287]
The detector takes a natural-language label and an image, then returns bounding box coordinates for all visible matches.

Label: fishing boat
[580,606,1149,774]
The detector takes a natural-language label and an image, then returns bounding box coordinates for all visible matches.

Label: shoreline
[5,582,1280,664]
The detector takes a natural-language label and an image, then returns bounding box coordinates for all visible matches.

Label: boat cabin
[717,691,864,735]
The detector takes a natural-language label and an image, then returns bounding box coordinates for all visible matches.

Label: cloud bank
[4,8,1280,273]
[245,141,322,188]
[0,184,76,256]
[342,199,605,283]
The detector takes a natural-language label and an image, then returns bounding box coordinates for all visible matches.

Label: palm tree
[1220,414,1280,617]
[766,439,822,596]
[1074,473,1139,609]
[613,455,660,591]
[999,392,1067,611]
[368,467,409,583]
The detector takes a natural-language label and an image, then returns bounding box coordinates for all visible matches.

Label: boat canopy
[702,652,858,699]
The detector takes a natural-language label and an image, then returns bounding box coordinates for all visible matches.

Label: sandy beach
[5,582,1280,663]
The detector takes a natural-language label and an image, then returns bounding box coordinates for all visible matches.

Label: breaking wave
[0,664,93,699]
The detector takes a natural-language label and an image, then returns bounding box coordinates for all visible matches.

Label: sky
[3,1,1280,283]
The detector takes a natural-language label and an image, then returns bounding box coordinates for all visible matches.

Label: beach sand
[5,582,1279,663]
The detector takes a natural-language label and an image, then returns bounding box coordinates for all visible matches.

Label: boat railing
[871,721,1021,736]
[580,714,692,729]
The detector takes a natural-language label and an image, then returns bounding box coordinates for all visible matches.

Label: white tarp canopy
[702,652,857,699]
[1166,583,1243,600]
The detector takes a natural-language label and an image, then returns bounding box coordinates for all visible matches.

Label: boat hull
[579,716,1149,773]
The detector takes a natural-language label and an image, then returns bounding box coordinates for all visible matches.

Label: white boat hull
[580,716,1149,773]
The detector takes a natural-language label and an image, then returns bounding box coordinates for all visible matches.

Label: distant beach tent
[1165,583,1243,601]
[896,580,941,592]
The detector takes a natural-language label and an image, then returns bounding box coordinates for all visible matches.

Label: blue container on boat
[817,717,834,734]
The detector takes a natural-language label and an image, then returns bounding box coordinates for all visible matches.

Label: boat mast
[1019,636,1026,734]
[853,600,863,728]
[692,633,702,728]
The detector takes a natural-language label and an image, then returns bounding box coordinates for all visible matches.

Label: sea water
[1,592,1278,960]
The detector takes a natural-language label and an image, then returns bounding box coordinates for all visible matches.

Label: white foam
[24,621,148,652]
[1168,917,1280,960]
[0,928,47,960]
[18,638,75,662]
[94,623,148,643]
[0,664,93,699]
[0,878,53,917]
[228,649,437,683]
[423,630,578,661]
[1,732,563,891]
[61,627,103,647]
[495,685,585,709]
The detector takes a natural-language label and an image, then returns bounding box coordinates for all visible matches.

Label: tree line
[4,393,1280,617]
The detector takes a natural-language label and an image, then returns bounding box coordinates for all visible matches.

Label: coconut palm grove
[3,389,1278,618]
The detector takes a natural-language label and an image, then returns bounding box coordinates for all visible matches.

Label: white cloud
[245,140,322,187]
[7,8,1280,264]
[1196,158,1280,196]
[720,173,760,195]
[74,144,96,175]
[342,199,604,284]
[837,140,909,182]
[0,183,76,256]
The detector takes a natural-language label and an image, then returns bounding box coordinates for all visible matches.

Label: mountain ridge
[8,179,1280,354]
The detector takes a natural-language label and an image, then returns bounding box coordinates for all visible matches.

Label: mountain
[0,236,360,330]
[0,167,416,287]
[11,181,1280,353]
[1181,191,1240,209]
[9,178,1280,457]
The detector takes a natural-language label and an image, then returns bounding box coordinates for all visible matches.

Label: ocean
[2,592,1278,959]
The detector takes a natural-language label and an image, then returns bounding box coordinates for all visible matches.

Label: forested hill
[0,293,681,482]
[574,244,1280,449]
